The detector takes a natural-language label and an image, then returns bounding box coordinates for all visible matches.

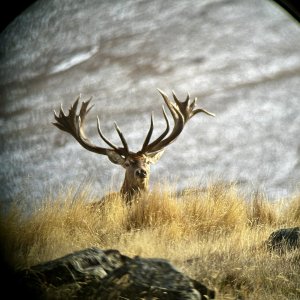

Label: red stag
[53,89,215,202]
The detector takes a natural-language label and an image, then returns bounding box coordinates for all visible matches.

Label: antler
[140,89,215,153]
[53,95,129,157]
[53,91,214,158]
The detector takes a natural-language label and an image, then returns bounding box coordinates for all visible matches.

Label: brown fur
[117,153,161,203]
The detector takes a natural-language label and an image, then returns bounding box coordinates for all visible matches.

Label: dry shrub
[1,181,300,300]
[126,189,183,229]
[0,186,103,266]
[281,194,300,225]
[247,191,278,227]
[89,192,127,243]
[182,182,248,234]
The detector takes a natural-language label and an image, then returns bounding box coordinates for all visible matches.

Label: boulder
[17,247,215,299]
[266,227,300,253]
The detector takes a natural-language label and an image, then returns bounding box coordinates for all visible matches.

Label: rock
[83,256,214,299]
[18,248,128,299]
[266,227,300,253]
[17,247,215,299]
[23,248,127,285]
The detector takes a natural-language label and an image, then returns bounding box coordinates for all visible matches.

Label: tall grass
[0,182,299,299]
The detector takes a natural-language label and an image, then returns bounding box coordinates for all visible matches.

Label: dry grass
[0,182,299,299]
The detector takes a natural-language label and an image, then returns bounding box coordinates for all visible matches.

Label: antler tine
[143,105,170,151]
[192,108,216,117]
[53,103,70,131]
[69,95,80,116]
[172,90,181,107]
[190,97,196,109]
[59,103,65,117]
[114,122,130,154]
[53,109,67,132]
[141,113,154,152]
[157,89,179,120]
[172,90,190,107]
[185,92,190,104]
[97,116,120,151]
[79,97,94,123]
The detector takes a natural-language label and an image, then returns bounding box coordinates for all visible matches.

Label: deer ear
[106,150,126,165]
[147,149,165,164]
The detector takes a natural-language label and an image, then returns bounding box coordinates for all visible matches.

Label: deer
[53,89,215,203]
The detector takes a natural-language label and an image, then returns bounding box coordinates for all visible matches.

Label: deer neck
[120,175,149,200]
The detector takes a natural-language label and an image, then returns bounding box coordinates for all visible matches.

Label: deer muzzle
[135,168,147,179]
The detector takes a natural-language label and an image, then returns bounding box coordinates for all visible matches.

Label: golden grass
[0,182,299,299]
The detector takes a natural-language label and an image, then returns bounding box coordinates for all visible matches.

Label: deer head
[53,89,215,201]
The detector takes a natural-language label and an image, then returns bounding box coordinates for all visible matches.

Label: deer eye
[124,161,131,167]
[124,160,135,167]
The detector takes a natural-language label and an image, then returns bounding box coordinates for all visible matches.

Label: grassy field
[0,182,299,299]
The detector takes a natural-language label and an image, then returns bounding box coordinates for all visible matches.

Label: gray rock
[18,248,215,299]
[85,256,213,300]
[266,227,300,253]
